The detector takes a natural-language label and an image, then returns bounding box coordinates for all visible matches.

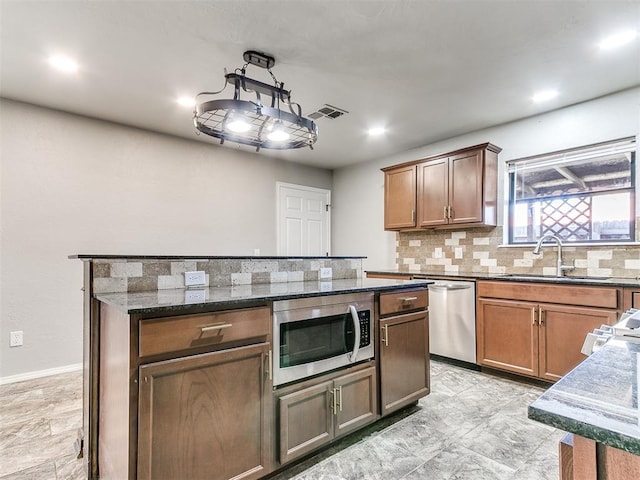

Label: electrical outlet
[10,331,23,347]
[184,271,206,287]
[253,248,260,256]
[320,267,332,279]
[185,289,206,304]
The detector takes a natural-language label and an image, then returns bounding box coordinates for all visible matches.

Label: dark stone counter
[366,269,640,287]
[528,339,640,456]
[95,278,433,314]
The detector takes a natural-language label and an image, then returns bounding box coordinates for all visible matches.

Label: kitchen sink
[497,274,611,284]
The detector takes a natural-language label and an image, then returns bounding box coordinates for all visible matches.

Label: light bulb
[599,30,638,50]
[48,54,79,73]
[532,90,558,103]
[268,122,290,142]
[226,114,251,133]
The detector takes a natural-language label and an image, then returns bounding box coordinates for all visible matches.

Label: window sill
[498,242,640,248]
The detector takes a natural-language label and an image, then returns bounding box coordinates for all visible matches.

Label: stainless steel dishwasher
[422,279,476,364]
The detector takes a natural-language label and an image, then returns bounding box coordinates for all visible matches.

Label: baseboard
[0,363,83,385]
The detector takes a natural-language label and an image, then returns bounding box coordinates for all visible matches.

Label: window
[507,137,636,244]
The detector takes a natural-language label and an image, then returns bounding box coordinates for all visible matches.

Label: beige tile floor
[0,361,561,479]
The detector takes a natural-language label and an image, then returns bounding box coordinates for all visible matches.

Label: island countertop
[528,338,640,456]
[95,277,433,314]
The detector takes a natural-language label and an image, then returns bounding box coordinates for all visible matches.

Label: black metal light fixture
[193,50,318,151]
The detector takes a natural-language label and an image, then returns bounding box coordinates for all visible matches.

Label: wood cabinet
[137,343,271,480]
[622,287,640,310]
[277,365,377,464]
[384,164,417,229]
[560,434,640,480]
[477,281,619,381]
[382,143,501,231]
[96,303,273,480]
[378,289,430,416]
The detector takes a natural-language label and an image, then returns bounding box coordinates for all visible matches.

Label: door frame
[276,182,331,256]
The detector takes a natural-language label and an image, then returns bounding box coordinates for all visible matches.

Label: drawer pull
[381,324,389,346]
[400,296,418,302]
[201,323,233,332]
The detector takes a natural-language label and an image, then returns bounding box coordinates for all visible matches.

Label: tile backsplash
[397,227,640,279]
[93,258,363,294]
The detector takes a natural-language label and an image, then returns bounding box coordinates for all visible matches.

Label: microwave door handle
[348,305,360,362]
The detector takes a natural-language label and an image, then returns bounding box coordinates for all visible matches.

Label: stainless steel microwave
[272,292,375,386]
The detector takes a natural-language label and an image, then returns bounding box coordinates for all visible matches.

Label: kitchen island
[72,255,432,480]
[528,338,640,479]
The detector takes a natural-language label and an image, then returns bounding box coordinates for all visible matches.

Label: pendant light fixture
[193,50,318,151]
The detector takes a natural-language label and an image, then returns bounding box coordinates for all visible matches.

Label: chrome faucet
[533,234,575,277]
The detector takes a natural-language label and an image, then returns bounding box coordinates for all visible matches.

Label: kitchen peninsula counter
[528,338,640,478]
[528,339,640,456]
[96,277,433,314]
[73,254,434,480]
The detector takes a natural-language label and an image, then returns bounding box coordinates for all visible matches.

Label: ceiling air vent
[308,104,349,120]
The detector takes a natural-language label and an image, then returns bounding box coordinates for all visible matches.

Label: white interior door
[277,183,331,256]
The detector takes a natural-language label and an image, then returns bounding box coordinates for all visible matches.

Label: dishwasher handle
[429,283,472,291]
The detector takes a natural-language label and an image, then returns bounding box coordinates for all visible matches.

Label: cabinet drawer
[478,281,619,310]
[379,289,428,316]
[139,306,270,357]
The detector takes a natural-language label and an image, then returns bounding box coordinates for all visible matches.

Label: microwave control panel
[359,310,371,347]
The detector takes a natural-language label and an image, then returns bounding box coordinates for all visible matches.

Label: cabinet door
[379,311,430,416]
[449,149,483,224]
[477,299,539,377]
[384,165,417,230]
[417,158,449,227]
[334,366,378,438]
[278,380,334,464]
[538,304,617,382]
[137,343,272,480]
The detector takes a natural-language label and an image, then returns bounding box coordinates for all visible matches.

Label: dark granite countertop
[365,269,640,287]
[71,254,366,260]
[528,339,640,456]
[95,278,433,314]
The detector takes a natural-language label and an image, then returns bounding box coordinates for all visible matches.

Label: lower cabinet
[378,289,430,416]
[137,343,272,480]
[477,281,619,382]
[560,433,640,480]
[277,365,377,464]
[379,311,430,414]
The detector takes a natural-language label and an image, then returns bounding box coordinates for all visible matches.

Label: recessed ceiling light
[368,127,386,136]
[48,54,79,73]
[177,96,195,107]
[599,29,638,50]
[532,90,559,103]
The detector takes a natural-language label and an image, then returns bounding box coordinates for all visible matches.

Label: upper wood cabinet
[382,143,501,231]
[383,164,417,229]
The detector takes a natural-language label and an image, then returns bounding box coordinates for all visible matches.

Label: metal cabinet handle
[330,388,337,414]
[443,206,448,220]
[381,324,389,346]
[531,307,537,326]
[337,386,342,412]
[267,350,272,381]
[448,205,452,219]
[400,296,418,302]
[412,209,416,223]
[201,323,233,332]
[539,307,545,326]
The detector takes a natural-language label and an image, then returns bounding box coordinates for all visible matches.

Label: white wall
[332,87,640,270]
[0,99,332,379]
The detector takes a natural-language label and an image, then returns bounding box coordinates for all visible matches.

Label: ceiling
[1,1,639,170]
